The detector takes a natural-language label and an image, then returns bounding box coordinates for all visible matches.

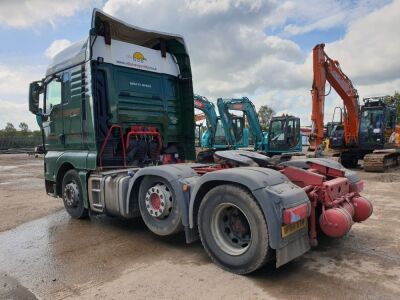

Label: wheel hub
[145,183,172,218]
[64,181,79,207]
[211,203,252,256]
[230,212,250,237]
[150,193,161,210]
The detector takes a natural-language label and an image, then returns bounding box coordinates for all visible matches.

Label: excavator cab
[212,118,229,146]
[326,107,344,149]
[268,115,301,153]
[329,124,345,149]
[231,115,246,144]
[358,97,397,150]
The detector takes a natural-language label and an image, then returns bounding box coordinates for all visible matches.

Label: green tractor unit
[28,9,373,275]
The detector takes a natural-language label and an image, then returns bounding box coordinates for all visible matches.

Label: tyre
[138,176,183,236]
[62,169,89,219]
[198,184,271,274]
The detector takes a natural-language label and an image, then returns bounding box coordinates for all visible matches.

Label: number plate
[281,219,307,238]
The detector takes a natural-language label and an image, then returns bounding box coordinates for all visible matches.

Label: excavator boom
[217,97,264,150]
[194,95,219,147]
[310,44,360,153]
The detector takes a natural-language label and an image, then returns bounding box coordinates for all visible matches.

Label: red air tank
[319,207,352,238]
[340,201,355,217]
[352,196,373,222]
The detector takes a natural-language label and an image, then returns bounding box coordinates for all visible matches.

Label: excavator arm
[194,94,219,147]
[217,97,264,150]
[310,43,360,153]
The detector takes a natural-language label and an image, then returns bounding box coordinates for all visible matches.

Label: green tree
[5,123,16,132]
[393,91,400,124]
[258,105,275,131]
[19,122,29,132]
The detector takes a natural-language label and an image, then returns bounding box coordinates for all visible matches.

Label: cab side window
[45,79,62,113]
[62,72,71,104]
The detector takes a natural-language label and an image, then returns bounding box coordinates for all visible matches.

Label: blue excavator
[194,94,248,149]
[217,97,302,156]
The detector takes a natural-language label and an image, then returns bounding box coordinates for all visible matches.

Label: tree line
[0,122,41,137]
[0,123,41,149]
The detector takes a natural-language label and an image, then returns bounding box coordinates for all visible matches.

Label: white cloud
[0,64,45,129]
[1,0,398,132]
[324,0,400,87]
[103,0,304,96]
[103,0,399,127]
[278,0,390,37]
[0,0,99,29]
[0,100,38,130]
[0,64,44,97]
[45,39,72,59]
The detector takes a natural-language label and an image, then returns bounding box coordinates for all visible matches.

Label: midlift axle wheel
[198,184,271,274]
[139,176,183,236]
[62,169,89,219]
[144,183,173,218]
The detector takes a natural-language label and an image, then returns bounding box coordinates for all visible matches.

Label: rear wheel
[62,169,89,219]
[198,185,271,274]
[138,176,183,236]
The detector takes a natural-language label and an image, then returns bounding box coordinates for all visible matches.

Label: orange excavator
[309,44,399,171]
[309,43,360,155]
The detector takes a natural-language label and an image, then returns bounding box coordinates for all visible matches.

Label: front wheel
[62,169,89,219]
[198,185,271,274]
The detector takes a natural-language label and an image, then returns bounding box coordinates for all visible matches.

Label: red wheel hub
[145,183,172,218]
[150,193,161,210]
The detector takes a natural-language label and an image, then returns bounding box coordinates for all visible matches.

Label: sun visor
[91,9,187,51]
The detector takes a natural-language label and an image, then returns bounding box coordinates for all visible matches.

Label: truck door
[62,69,83,149]
[42,77,64,151]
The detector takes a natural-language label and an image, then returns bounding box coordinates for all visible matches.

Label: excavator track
[363,150,399,172]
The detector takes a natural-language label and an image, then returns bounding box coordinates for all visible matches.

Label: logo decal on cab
[132,52,146,63]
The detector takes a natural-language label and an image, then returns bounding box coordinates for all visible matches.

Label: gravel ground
[0,154,399,300]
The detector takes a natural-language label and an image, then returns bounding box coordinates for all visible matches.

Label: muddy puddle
[0,210,207,298]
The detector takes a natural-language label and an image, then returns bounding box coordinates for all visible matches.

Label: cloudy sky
[0,0,399,130]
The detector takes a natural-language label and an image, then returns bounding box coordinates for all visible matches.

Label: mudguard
[45,150,96,182]
[188,167,310,250]
[45,150,96,207]
[125,164,200,225]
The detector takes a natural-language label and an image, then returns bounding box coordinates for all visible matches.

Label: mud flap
[276,233,310,267]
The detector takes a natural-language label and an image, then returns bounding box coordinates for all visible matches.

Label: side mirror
[29,81,43,114]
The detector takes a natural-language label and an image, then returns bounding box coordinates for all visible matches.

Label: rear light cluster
[282,203,310,225]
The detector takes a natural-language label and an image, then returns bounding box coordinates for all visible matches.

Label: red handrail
[99,124,126,168]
